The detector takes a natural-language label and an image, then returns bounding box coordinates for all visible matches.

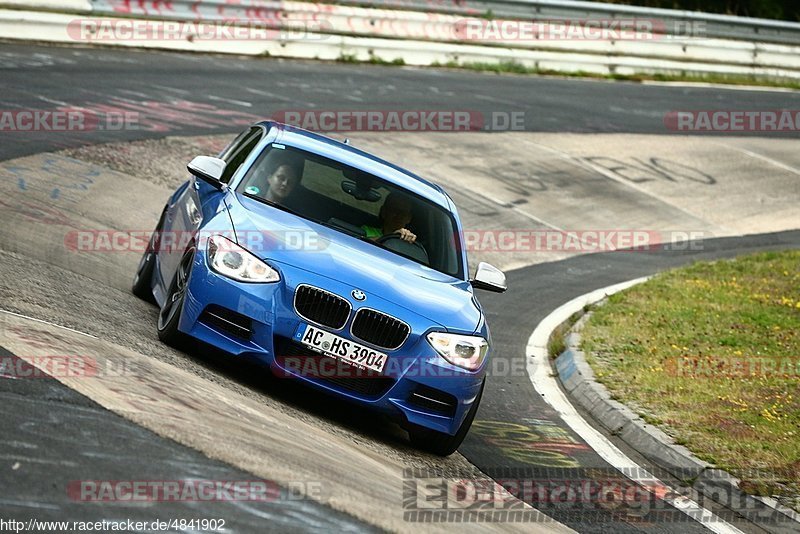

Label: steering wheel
[376,234,429,264]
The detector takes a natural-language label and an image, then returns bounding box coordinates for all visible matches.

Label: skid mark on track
[519,139,725,232]
[0,312,565,534]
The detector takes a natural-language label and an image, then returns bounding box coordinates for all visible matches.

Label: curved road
[2,43,800,162]
[1,43,799,533]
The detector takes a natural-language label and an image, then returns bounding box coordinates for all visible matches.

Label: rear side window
[220,127,263,183]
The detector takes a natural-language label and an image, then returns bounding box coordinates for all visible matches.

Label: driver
[361,192,417,243]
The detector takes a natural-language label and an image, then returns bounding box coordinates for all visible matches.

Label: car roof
[256,121,452,210]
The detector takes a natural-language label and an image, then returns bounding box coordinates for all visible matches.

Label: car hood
[226,193,481,332]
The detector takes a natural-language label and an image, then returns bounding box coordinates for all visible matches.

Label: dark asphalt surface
[0,347,377,533]
[2,42,799,533]
[3,43,800,162]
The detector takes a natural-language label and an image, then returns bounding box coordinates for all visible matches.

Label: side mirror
[471,262,507,293]
[187,156,226,189]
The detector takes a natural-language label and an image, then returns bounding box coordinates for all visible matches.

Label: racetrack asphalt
[2,42,800,162]
[1,42,799,533]
[0,343,379,533]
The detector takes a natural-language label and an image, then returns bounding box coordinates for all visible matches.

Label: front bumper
[177,249,486,435]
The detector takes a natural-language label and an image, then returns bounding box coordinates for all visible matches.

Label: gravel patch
[60,134,233,189]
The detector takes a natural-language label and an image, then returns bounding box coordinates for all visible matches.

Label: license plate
[295,324,388,373]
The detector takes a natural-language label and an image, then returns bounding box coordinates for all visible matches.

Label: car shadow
[181,338,421,454]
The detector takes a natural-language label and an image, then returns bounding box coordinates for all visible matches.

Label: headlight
[207,235,280,283]
[426,332,489,371]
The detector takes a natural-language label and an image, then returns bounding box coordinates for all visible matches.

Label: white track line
[34,95,70,106]
[243,87,292,102]
[714,143,800,177]
[526,278,744,534]
[640,80,799,94]
[520,138,727,233]
[0,309,97,339]
[456,183,630,255]
[207,94,252,108]
[477,190,565,232]
[150,84,191,96]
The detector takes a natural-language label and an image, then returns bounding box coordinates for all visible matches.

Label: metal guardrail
[81,0,800,46]
[410,0,800,45]
[83,0,800,69]
[1,0,799,80]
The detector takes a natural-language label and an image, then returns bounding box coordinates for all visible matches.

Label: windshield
[236,144,464,279]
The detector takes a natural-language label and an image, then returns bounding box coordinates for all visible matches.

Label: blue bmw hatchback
[133,122,507,455]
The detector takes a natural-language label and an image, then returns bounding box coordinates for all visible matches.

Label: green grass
[548,309,586,359]
[429,60,800,90]
[337,53,359,64]
[581,250,800,508]
[337,53,405,66]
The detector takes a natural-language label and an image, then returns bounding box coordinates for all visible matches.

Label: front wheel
[157,246,195,348]
[408,379,485,456]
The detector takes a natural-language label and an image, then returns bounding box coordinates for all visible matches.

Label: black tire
[131,210,165,303]
[408,379,485,456]
[156,245,195,348]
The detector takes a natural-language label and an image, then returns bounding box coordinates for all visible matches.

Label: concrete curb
[0,0,90,11]
[553,298,800,533]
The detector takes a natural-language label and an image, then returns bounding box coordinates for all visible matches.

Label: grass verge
[581,250,800,510]
[548,308,587,359]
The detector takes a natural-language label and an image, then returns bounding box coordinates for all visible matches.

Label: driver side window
[220,127,263,183]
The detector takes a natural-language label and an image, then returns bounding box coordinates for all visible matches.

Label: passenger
[362,192,417,243]
[246,152,304,206]
[264,163,301,203]
[264,158,303,204]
